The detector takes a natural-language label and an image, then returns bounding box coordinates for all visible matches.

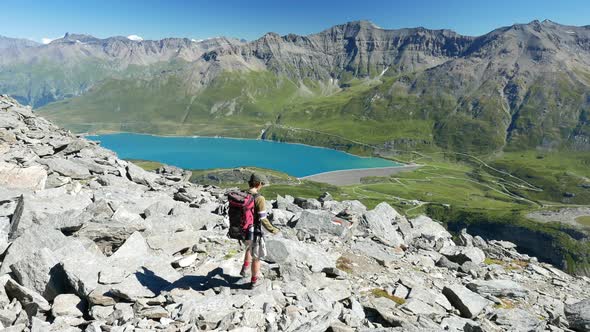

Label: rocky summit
[0,94,589,331]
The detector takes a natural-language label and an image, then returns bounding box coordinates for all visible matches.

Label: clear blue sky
[3,0,589,42]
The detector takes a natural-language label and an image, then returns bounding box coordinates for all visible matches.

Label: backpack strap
[251,193,262,230]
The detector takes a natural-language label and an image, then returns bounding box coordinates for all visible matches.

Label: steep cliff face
[228,20,474,80]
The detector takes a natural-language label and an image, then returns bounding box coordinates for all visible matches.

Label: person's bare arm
[256,196,279,234]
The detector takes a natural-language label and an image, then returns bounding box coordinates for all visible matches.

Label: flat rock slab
[127,162,159,186]
[401,298,446,317]
[4,278,51,316]
[10,247,68,301]
[265,237,336,273]
[57,241,108,298]
[146,230,205,255]
[176,294,242,324]
[21,189,93,224]
[0,162,47,190]
[493,308,545,331]
[410,215,452,242]
[1,225,68,275]
[295,210,352,238]
[38,158,91,179]
[352,240,403,267]
[439,246,485,265]
[467,279,528,298]
[565,299,590,332]
[105,232,181,301]
[2,324,27,332]
[364,297,407,327]
[443,284,491,318]
[52,294,85,318]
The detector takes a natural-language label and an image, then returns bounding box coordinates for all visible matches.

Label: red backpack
[227,191,257,240]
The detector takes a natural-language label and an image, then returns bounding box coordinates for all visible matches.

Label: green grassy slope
[40,67,590,275]
[39,71,302,137]
[154,149,590,275]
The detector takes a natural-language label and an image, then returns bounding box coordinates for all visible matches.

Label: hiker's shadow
[135,267,249,296]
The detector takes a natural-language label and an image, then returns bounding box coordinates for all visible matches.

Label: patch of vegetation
[507,260,530,270]
[189,166,299,186]
[575,216,590,227]
[483,258,528,270]
[38,70,304,138]
[484,258,505,266]
[494,298,517,310]
[224,249,239,260]
[336,256,354,273]
[128,159,164,171]
[370,288,406,305]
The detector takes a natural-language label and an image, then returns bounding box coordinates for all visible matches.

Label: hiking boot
[239,267,248,278]
[249,277,263,289]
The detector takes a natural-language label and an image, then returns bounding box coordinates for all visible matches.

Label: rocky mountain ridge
[1,97,590,331]
[0,33,243,65]
[17,19,589,153]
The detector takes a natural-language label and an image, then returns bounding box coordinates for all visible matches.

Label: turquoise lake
[87,133,401,177]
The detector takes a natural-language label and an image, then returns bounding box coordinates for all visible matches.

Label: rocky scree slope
[1,94,590,331]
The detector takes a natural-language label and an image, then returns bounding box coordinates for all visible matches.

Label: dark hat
[249,172,268,185]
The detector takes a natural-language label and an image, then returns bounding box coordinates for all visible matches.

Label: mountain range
[1,20,590,154]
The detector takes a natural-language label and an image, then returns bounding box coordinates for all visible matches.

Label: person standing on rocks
[240,172,279,288]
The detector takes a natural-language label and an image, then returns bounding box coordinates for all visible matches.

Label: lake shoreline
[86,132,403,177]
[83,131,393,162]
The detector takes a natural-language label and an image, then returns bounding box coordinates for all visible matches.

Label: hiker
[227,173,279,288]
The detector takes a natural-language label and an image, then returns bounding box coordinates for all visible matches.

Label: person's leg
[251,258,260,282]
[250,238,263,287]
[241,241,252,277]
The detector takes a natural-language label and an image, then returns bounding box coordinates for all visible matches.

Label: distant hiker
[227,172,279,288]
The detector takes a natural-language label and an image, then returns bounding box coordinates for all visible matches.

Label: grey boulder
[352,240,403,267]
[410,216,452,242]
[565,299,590,332]
[10,247,68,301]
[58,241,108,298]
[1,225,68,275]
[439,246,486,265]
[0,162,47,190]
[52,294,85,318]
[294,210,352,238]
[360,202,405,247]
[270,209,295,226]
[294,197,322,210]
[4,278,51,316]
[443,284,491,318]
[38,158,91,179]
[265,237,336,272]
[467,279,528,298]
[492,308,545,331]
[127,162,159,187]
